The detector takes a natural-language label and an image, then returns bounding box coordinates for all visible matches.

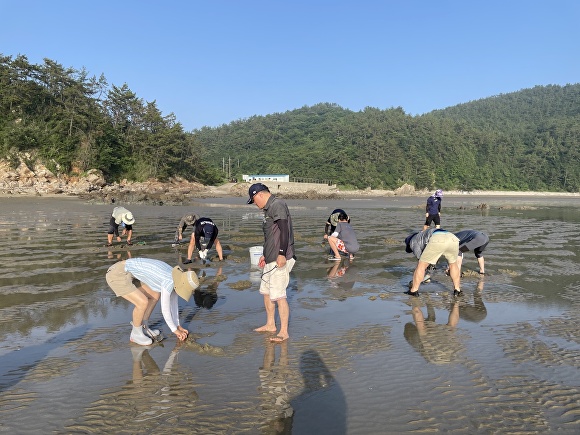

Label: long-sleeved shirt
[425,196,442,215]
[112,206,132,224]
[124,258,181,332]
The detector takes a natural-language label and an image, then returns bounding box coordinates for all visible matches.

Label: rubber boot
[130,325,153,345]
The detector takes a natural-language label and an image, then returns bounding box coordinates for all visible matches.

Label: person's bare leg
[455,255,463,275]
[107,233,114,244]
[271,299,289,342]
[187,234,195,260]
[477,256,485,274]
[327,236,340,258]
[215,239,223,260]
[410,260,430,292]
[254,294,277,332]
[449,262,461,290]
[138,284,160,322]
[122,290,149,327]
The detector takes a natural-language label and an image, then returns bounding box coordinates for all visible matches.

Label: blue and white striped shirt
[125,258,173,294]
[124,258,181,332]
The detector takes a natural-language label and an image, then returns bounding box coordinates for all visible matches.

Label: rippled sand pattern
[0,196,579,433]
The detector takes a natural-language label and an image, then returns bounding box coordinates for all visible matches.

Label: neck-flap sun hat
[122,212,135,225]
[184,214,198,225]
[172,266,200,301]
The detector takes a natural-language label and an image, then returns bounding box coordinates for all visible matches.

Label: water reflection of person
[129,342,199,412]
[131,342,184,381]
[193,266,222,309]
[459,276,488,323]
[327,262,349,279]
[107,249,132,261]
[403,298,464,365]
[258,340,294,433]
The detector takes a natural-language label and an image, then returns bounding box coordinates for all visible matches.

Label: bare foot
[270,335,289,343]
[254,325,277,333]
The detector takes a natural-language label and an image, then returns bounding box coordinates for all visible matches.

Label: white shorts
[259,258,296,301]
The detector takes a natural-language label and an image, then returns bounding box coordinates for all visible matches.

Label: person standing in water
[423,189,443,230]
[247,183,296,343]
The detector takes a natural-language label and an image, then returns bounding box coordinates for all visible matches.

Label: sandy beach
[0,194,579,434]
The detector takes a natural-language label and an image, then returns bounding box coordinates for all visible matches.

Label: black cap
[247,183,269,204]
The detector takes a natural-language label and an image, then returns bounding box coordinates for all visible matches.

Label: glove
[199,249,208,259]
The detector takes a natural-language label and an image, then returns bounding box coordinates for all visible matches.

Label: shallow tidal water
[0,195,579,434]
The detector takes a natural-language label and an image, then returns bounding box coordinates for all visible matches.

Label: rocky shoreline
[1,160,578,204]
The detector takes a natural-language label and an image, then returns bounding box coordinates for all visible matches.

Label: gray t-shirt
[334,222,359,254]
[262,196,295,263]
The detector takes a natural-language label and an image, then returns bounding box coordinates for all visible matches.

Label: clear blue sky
[2,1,579,131]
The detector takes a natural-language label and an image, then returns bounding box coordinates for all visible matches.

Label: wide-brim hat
[172,266,199,301]
[122,212,135,225]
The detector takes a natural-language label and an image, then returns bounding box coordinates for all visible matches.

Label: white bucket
[249,246,263,266]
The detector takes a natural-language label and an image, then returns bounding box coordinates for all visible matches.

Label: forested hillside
[196,85,580,192]
[0,54,222,184]
[2,53,579,192]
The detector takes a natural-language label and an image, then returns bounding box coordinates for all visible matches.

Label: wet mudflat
[0,195,579,434]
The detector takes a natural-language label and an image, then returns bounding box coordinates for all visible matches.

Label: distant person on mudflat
[445,229,489,275]
[404,228,461,297]
[183,217,223,264]
[323,208,349,255]
[324,212,359,261]
[106,206,135,246]
[324,209,350,236]
[247,182,296,343]
[105,258,199,345]
[174,213,198,245]
[423,189,443,230]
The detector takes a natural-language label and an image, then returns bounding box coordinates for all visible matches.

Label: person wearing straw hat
[247,183,296,343]
[106,257,199,345]
[107,206,135,247]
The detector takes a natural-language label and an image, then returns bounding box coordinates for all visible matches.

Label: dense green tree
[1,52,579,191]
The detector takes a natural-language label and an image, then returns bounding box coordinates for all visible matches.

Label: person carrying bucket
[247,183,296,343]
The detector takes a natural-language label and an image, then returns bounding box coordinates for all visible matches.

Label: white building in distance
[242,174,290,183]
